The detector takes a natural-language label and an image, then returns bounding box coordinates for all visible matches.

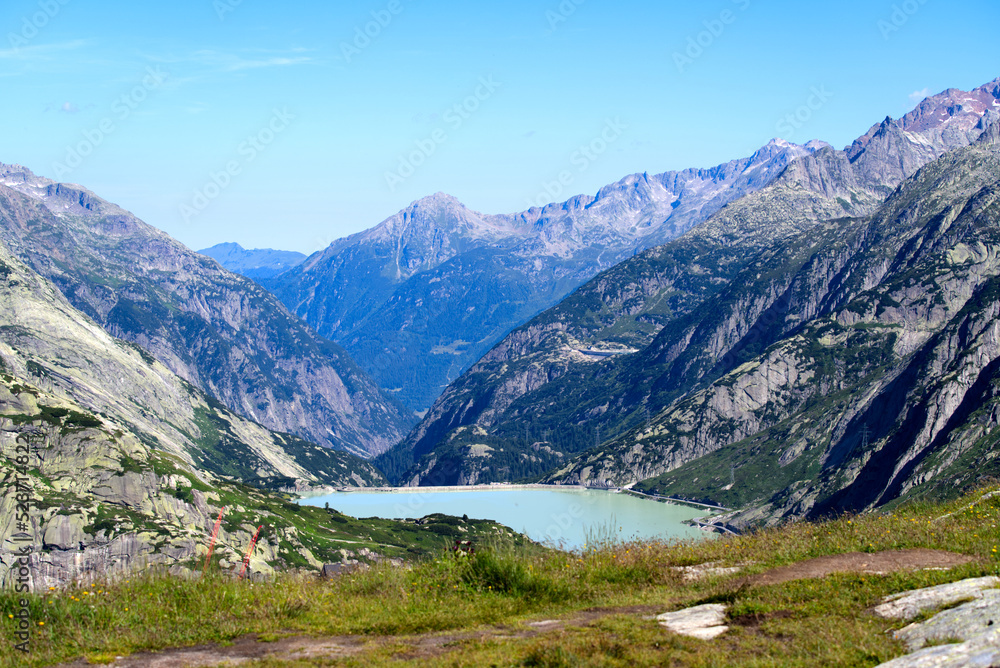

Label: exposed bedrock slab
[671,561,748,582]
[873,577,1000,621]
[893,590,1000,651]
[656,604,729,640]
[876,627,1000,667]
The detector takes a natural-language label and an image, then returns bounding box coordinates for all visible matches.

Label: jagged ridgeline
[264,141,827,414]
[0,169,413,458]
[379,85,1000,526]
[0,243,515,586]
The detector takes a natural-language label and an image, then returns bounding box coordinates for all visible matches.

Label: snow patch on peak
[767,138,796,148]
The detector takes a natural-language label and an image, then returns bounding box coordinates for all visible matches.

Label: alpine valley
[370,78,1000,529]
[260,138,828,413]
[0,169,495,585]
[4,77,1000,589]
[0,168,413,458]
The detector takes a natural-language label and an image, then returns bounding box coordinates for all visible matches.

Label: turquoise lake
[299,487,711,550]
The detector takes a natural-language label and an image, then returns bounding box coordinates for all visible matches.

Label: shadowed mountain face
[199,243,306,281]
[377,81,1000,520]
[0,168,413,457]
[265,139,828,413]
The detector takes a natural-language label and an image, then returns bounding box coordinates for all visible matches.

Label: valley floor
[4,487,1000,667]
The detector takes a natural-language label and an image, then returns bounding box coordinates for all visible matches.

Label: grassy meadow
[2,487,999,667]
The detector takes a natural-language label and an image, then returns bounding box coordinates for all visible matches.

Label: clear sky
[1,0,999,253]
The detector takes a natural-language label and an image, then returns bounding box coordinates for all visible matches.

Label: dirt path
[741,548,975,587]
[53,549,975,667]
[53,606,663,668]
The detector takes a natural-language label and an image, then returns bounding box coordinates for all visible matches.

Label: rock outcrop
[874,577,1000,667]
[656,604,729,640]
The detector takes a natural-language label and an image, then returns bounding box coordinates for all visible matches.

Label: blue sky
[1,0,999,253]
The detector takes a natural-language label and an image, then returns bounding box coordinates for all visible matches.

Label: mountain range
[4,77,1000,587]
[242,80,1000,428]
[262,139,829,413]
[199,243,306,281]
[372,79,1000,526]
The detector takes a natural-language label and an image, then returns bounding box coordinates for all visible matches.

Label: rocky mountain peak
[902,80,1000,132]
[0,164,133,223]
[323,192,521,258]
[411,191,464,209]
[747,138,827,170]
[848,79,1000,161]
[804,139,833,152]
[0,162,32,181]
[270,134,865,412]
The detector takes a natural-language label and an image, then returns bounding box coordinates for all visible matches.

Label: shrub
[459,549,570,602]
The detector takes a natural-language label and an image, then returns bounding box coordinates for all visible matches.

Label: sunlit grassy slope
[2,486,999,667]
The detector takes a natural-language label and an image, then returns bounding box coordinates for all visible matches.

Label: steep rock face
[0,170,411,457]
[385,79,1000,490]
[267,141,827,412]
[570,135,1000,524]
[0,241,387,488]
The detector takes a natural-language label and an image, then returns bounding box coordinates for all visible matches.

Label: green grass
[3,486,1000,667]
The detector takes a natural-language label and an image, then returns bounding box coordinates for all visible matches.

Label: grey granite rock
[876,627,1000,667]
[894,590,1000,651]
[873,577,1000,621]
[656,603,729,640]
[670,561,747,582]
[42,515,86,551]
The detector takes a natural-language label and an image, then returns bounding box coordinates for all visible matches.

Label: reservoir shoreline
[298,486,717,549]
[300,483,724,514]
